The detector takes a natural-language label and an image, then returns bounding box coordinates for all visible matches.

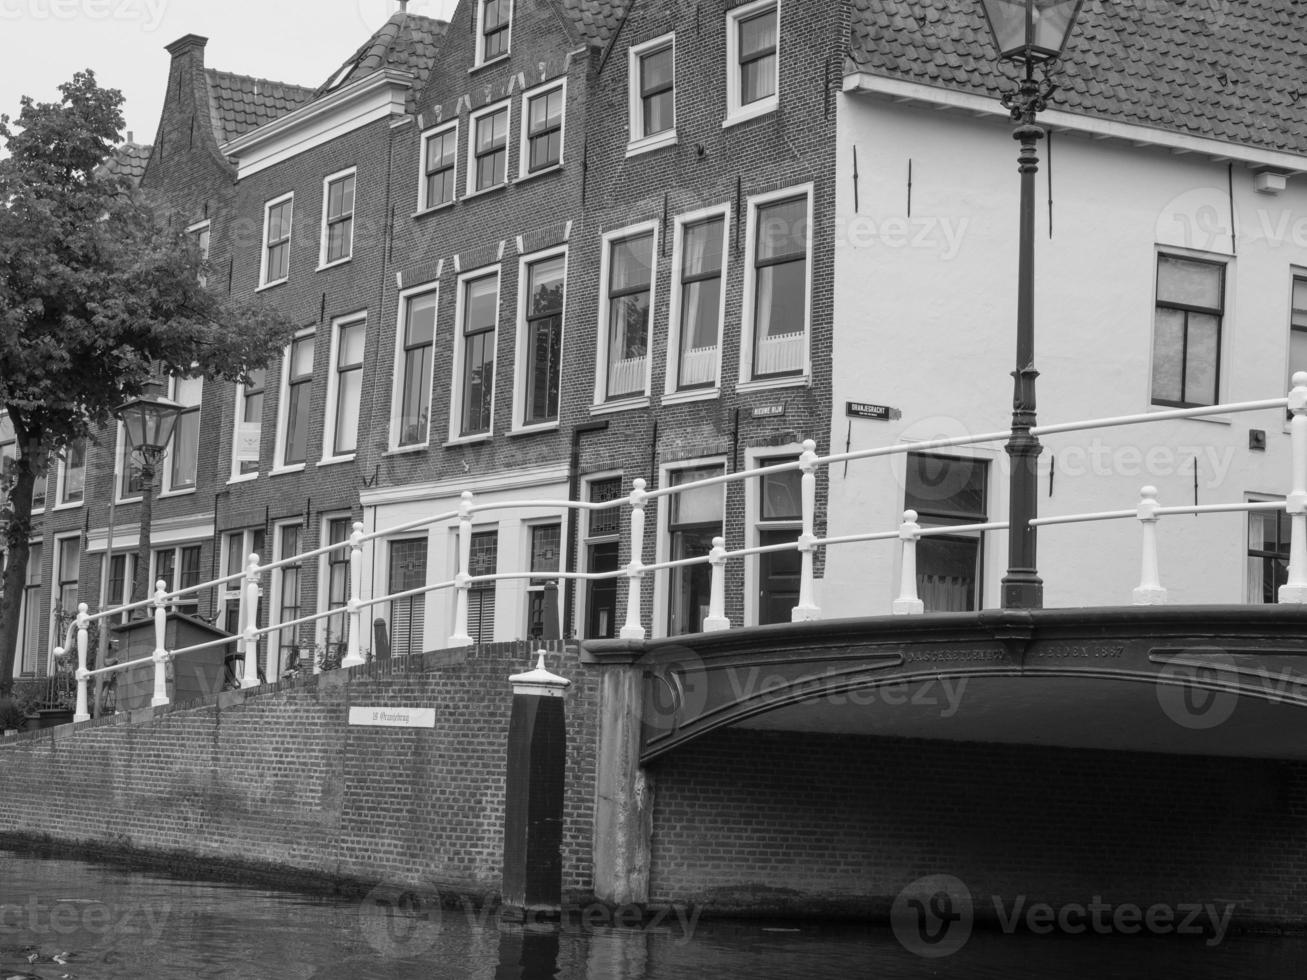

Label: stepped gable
[204,69,316,145]
[847,0,1307,156]
[95,140,153,186]
[312,11,449,98]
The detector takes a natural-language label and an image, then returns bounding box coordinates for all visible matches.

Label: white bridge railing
[53,374,1307,723]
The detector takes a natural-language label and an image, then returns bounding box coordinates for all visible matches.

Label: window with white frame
[584,476,623,639]
[321,517,352,667]
[467,528,498,644]
[232,368,265,479]
[469,102,510,193]
[320,169,356,266]
[260,193,293,287]
[521,81,564,176]
[478,0,511,63]
[628,34,675,152]
[1288,275,1307,397]
[526,522,561,639]
[117,424,144,501]
[670,212,727,392]
[325,314,365,459]
[518,251,565,427]
[1151,253,1225,408]
[165,375,202,492]
[420,122,458,210]
[273,523,303,676]
[1,415,47,513]
[599,227,656,402]
[18,541,42,674]
[104,550,134,623]
[188,219,211,288]
[754,456,801,626]
[57,438,87,507]
[388,537,427,658]
[665,464,724,636]
[726,0,779,123]
[456,270,498,437]
[153,543,202,614]
[1248,499,1289,604]
[53,535,80,648]
[394,288,437,448]
[278,331,316,468]
[744,189,810,381]
[905,453,988,612]
[221,527,265,670]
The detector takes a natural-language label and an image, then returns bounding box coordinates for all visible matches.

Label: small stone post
[620,479,647,640]
[74,603,91,722]
[1133,486,1167,605]
[892,511,925,615]
[1281,372,1307,602]
[791,440,821,621]
[342,522,367,667]
[704,535,729,632]
[151,580,172,707]
[450,491,474,646]
[241,554,261,688]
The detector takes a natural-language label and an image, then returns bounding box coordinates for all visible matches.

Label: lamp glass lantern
[116,392,183,459]
[979,0,1085,63]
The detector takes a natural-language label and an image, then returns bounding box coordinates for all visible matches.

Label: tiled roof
[554,0,633,45]
[313,12,448,98]
[95,141,152,186]
[205,70,317,145]
[847,0,1307,156]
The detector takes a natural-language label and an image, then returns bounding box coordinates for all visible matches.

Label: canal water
[2,847,1305,979]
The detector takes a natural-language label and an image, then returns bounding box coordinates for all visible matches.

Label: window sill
[52,502,84,512]
[316,256,352,273]
[158,488,197,500]
[317,454,356,467]
[226,473,259,485]
[256,278,288,293]
[662,387,720,406]
[469,54,511,74]
[384,444,430,457]
[462,183,509,202]
[444,433,492,447]
[736,375,809,395]
[509,421,560,437]
[114,495,144,506]
[723,101,778,129]
[413,201,456,219]
[626,131,678,158]
[514,163,563,186]
[590,397,651,417]
[269,464,308,477]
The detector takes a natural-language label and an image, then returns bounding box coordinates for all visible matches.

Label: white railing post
[1133,486,1167,605]
[704,535,730,632]
[151,580,172,707]
[74,603,91,722]
[791,440,821,622]
[342,521,367,667]
[620,478,647,640]
[1281,371,1307,602]
[241,554,261,688]
[450,491,474,646]
[892,511,926,615]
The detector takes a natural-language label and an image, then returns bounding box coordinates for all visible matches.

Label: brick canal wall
[0,641,599,902]
[648,728,1307,924]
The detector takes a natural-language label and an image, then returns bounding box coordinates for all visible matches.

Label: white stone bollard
[342,521,367,667]
[1133,486,1167,605]
[1280,372,1307,603]
[620,478,648,640]
[74,603,91,722]
[450,491,474,646]
[704,535,730,632]
[241,555,261,688]
[892,511,926,615]
[791,440,821,622]
[151,580,172,706]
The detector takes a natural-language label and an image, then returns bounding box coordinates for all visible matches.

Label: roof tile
[205,70,316,145]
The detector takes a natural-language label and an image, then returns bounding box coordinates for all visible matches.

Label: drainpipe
[563,421,608,637]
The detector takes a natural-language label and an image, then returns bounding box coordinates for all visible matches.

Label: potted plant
[0,696,29,735]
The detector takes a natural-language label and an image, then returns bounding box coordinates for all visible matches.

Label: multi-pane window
[262,194,293,286]
[604,231,655,400]
[106,552,132,621]
[632,38,675,142]
[397,289,436,447]
[755,458,801,625]
[1249,505,1289,604]
[480,0,511,61]
[467,529,498,644]
[389,537,427,658]
[523,84,564,175]
[55,536,80,628]
[330,317,365,457]
[189,220,211,288]
[323,517,352,663]
[119,425,144,499]
[281,333,315,467]
[676,216,725,390]
[276,525,302,675]
[234,368,265,477]
[727,1,779,119]
[167,375,202,492]
[459,273,498,437]
[667,465,724,636]
[154,544,201,613]
[1151,254,1224,408]
[905,453,988,612]
[20,542,42,674]
[750,194,808,378]
[585,477,623,639]
[422,124,458,209]
[59,439,86,506]
[321,171,356,265]
[222,528,265,672]
[523,254,564,426]
[526,523,561,638]
[1289,276,1307,398]
[472,104,509,193]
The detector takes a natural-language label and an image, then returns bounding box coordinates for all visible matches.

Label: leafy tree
[0,71,297,694]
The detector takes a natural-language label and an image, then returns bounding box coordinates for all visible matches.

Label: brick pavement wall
[648,727,1307,924]
[0,641,599,902]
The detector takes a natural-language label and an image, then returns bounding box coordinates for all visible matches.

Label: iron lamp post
[978,0,1085,609]
[115,386,183,606]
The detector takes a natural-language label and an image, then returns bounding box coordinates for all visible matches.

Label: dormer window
[479,0,512,64]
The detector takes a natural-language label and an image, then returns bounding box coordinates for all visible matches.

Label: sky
[0,0,458,147]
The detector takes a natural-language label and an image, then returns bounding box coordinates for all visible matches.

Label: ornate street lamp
[115,385,182,606]
[978,0,1085,609]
